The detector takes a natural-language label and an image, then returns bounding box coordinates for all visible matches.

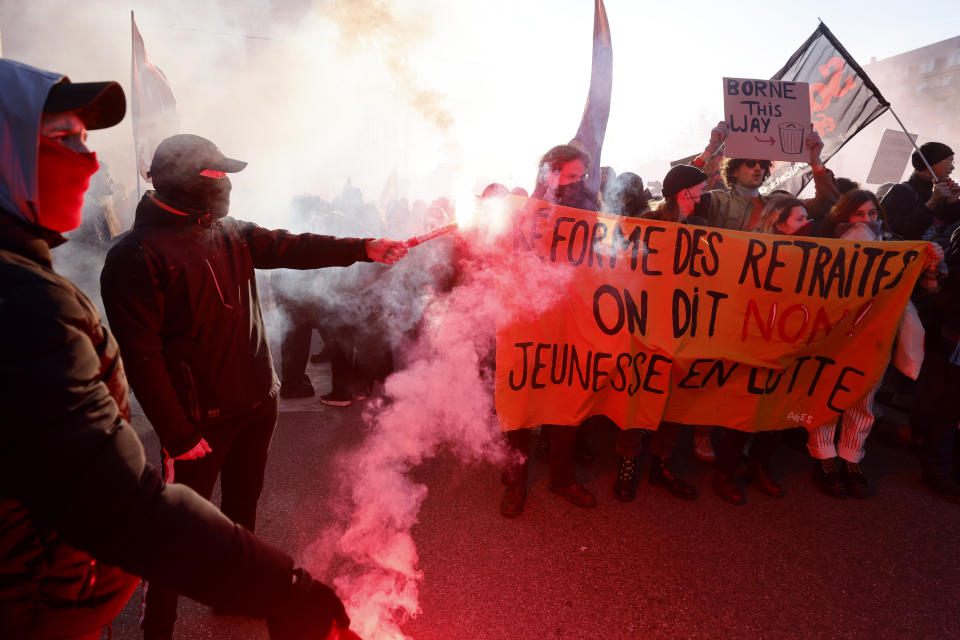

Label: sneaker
[843,460,870,499]
[320,391,352,407]
[354,385,371,401]
[612,456,638,502]
[812,457,846,498]
[280,378,315,399]
[693,434,716,463]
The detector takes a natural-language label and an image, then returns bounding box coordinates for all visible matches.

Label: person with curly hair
[691,121,840,233]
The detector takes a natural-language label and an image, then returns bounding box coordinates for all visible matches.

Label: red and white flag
[131,11,179,182]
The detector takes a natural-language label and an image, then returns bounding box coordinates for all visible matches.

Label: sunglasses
[742,160,772,169]
[199,169,227,179]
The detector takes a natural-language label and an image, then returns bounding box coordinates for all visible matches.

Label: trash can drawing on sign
[778,122,805,154]
[722,78,811,162]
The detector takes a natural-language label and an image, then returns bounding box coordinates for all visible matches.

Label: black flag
[766,22,889,195]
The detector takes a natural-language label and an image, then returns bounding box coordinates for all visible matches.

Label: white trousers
[807,382,880,463]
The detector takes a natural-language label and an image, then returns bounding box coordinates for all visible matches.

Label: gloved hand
[266,568,351,640]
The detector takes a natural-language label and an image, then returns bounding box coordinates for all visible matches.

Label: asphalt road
[105,365,960,640]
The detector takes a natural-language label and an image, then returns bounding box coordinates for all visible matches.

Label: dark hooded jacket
[0,59,298,638]
[881,173,960,241]
[101,193,372,456]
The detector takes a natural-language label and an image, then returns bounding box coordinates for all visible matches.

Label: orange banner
[494,197,927,432]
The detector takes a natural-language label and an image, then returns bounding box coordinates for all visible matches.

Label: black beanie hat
[912,141,954,172]
[662,164,708,197]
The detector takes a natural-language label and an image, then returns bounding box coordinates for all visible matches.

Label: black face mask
[553,180,586,208]
[155,173,232,219]
[692,191,711,218]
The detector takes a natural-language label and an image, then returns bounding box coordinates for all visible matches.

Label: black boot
[613,456,638,502]
[843,460,870,499]
[812,457,847,498]
[648,455,697,500]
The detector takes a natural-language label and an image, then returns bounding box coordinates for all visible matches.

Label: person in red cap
[0,58,362,640]
[99,132,406,638]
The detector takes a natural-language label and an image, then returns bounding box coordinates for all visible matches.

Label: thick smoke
[301,199,575,639]
[321,0,455,133]
[6,3,955,637]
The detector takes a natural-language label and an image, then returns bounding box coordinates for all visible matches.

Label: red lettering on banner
[742,299,777,342]
[743,301,854,345]
[778,304,811,343]
[806,306,849,345]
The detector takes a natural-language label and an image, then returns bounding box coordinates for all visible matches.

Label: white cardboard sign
[722,77,811,162]
[865,129,918,185]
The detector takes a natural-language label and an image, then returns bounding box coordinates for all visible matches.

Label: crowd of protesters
[39,113,960,523]
[2,52,959,640]
[256,126,959,517]
[494,126,959,517]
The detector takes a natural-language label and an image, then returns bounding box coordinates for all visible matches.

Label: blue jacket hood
[0,59,69,226]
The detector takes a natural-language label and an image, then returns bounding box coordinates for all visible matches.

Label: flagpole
[885,106,937,176]
[131,11,142,201]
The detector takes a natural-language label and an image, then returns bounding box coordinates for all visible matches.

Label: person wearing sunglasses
[691,121,841,233]
[676,122,841,504]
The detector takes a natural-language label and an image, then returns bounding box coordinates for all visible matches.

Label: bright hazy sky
[1,0,957,221]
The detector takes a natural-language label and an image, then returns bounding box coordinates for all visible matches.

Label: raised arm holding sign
[722,77,812,162]
[692,118,839,231]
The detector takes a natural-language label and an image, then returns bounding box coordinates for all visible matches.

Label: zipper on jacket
[204,258,235,310]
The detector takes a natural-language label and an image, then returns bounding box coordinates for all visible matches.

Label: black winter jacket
[0,216,294,637]
[101,193,372,456]
[881,173,960,240]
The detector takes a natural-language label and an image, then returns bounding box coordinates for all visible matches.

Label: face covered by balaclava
[152,168,232,219]
[35,134,100,233]
[147,134,245,220]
